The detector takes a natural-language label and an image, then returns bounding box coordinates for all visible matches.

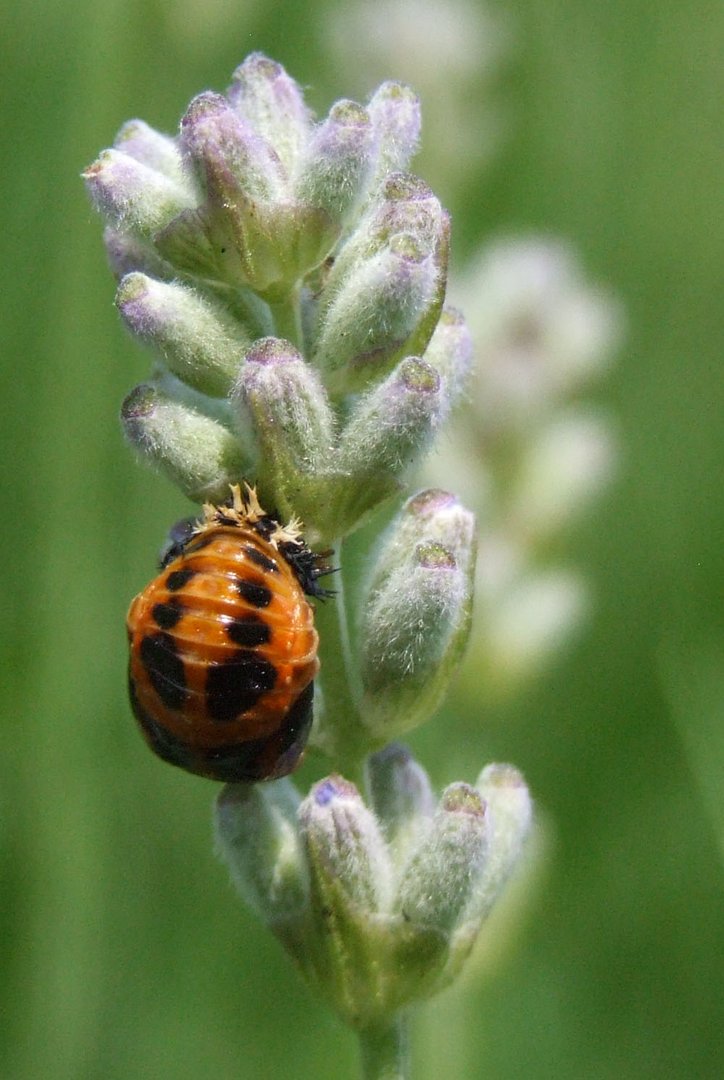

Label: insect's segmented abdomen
[127,526,319,782]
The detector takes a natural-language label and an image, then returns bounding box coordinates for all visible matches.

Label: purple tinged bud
[121,382,247,502]
[315,173,445,330]
[367,81,421,184]
[82,149,195,237]
[344,354,441,465]
[373,489,477,590]
[116,272,250,396]
[298,775,393,912]
[180,91,287,203]
[228,53,312,173]
[375,174,443,247]
[294,99,375,228]
[113,119,185,182]
[423,306,474,417]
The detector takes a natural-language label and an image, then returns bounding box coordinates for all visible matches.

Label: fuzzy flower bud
[294,100,376,233]
[294,773,445,1026]
[332,357,443,530]
[441,765,533,983]
[393,783,490,935]
[366,743,435,861]
[180,90,286,203]
[359,490,476,739]
[121,383,247,501]
[214,780,308,928]
[367,487,477,601]
[312,232,441,392]
[231,337,336,527]
[116,273,251,396]
[299,776,393,913]
[82,149,195,238]
[318,173,445,319]
[366,81,421,184]
[472,764,533,917]
[113,119,185,182]
[423,305,474,416]
[228,53,312,174]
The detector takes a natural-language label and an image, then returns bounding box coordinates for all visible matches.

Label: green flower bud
[228,53,312,175]
[317,174,444,321]
[359,491,476,738]
[294,100,375,232]
[470,764,533,921]
[149,366,236,427]
[366,743,435,861]
[231,337,336,527]
[214,780,309,928]
[423,305,473,416]
[333,357,442,530]
[116,273,251,396]
[82,149,195,238]
[299,776,393,914]
[296,775,449,1027]
[113,119,185,183]
[366,81,421,185]
[370,488,476,592]
[393,783,490,935]
[312,232,439,393]
[442,765,533,984]
[121,383,247,502]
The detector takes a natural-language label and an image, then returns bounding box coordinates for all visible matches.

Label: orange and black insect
[127,485,332,782]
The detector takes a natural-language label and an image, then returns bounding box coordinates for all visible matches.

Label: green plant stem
[268,286,302,347]
[314,538,369,780]
[358,1015,410,1080]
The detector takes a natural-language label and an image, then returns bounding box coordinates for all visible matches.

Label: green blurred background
[2,0,722,1076]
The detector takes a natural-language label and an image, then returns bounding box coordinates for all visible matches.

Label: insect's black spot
[244,544,278,573]
[166,567,196,592]
[128,673,195,771]
[225,615,272,648]
[200,681,314,781]
[152,599,184,630]
[251,681,315,780]
[140,632,188,710]
[283,681,315,741]
[206,651,277,722]
[236,577,273,608]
